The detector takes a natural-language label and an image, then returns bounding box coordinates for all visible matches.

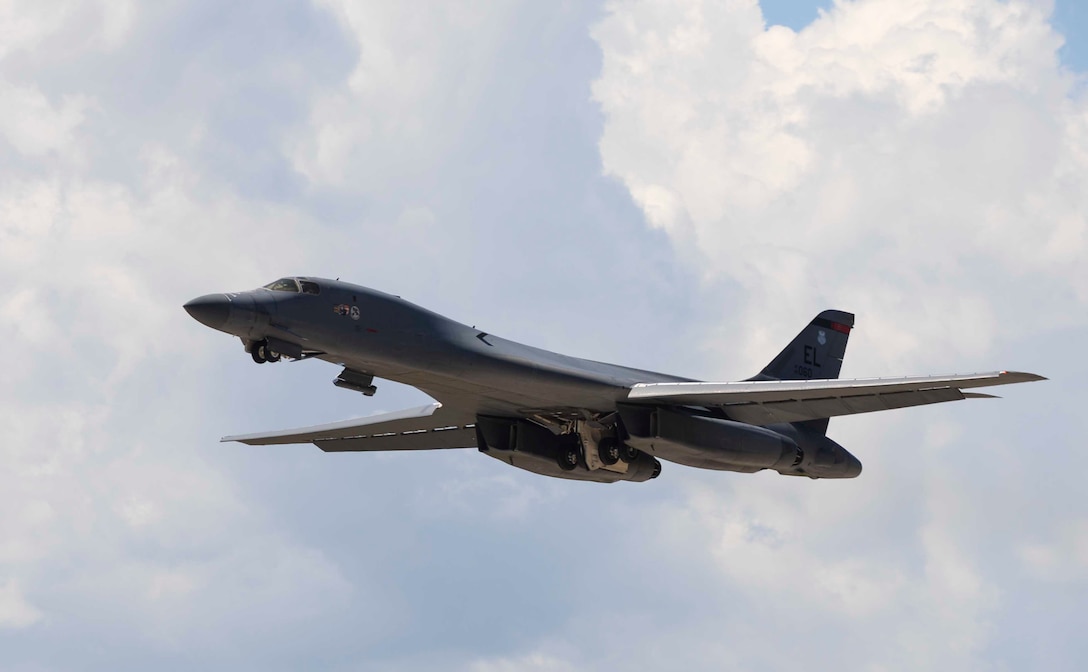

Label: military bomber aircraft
[184,277,1044,483]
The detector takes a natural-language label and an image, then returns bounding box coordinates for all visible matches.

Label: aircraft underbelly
[394,368,624,416]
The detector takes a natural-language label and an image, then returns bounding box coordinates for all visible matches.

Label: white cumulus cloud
[290,0,524,190]
[0,579,43,630]
[593,0,1086,375]
[593,1,1087,669]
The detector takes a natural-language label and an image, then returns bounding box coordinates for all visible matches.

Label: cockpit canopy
[263,277,321,295]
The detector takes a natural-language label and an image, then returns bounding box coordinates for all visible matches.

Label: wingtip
[999,371,1047,382]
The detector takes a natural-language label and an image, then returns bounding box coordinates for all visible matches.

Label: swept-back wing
[222,403,478,452]
[627,371,1045,425]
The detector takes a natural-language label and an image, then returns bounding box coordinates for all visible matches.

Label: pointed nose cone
[184,294,231,330]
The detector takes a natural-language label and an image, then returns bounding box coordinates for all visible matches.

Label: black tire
[621,443,639,463]
[597,437,620,466]
[557,443,580,471]
[251,343,267,364]
[265,349,281,363]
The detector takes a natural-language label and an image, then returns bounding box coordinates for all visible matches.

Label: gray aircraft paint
[184,277,1044,484]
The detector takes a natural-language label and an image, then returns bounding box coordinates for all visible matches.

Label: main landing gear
[558,439,580,471]
[597,436,621,466]
[554,429,642,472]
[557,432,583,467]
[249,339,280,364]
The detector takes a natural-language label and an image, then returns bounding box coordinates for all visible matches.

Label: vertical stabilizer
[752,310,854,434]
[757,310,853,382]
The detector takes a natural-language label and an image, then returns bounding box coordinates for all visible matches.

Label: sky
[0,0,1085,670]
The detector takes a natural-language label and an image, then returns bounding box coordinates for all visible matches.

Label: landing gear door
[577,421,628,474]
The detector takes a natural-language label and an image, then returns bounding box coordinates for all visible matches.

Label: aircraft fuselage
[188,276,1029,484]
[187,279,689,416]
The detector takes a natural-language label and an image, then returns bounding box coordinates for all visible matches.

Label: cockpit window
[264,278,300,292]
[299,280,321,295]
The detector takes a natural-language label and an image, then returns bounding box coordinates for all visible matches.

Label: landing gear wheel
[621,443,640,463]
[557,442,580,471]
[265,349,281,363]
[597,437,620,466]
[251,343,267,364]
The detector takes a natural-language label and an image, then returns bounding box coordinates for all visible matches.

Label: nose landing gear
[248,339,280,364]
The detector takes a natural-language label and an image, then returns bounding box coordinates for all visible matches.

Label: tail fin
[756,310,854,382]
[754,310,854,435]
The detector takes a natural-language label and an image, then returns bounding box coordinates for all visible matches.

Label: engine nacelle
[617,405,802,474]
[614,405,862,479]
[766,423,862,479]
[475,416,660,483]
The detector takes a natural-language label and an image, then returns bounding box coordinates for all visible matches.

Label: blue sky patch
[1053,0,1088,72]
[760,0,832,31]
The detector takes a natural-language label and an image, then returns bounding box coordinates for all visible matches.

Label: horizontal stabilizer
[627,371,1044,425]
[222,402,478,451]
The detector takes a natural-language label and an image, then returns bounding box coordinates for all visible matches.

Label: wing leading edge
[222,403,479,452]
[627,371,1046,425]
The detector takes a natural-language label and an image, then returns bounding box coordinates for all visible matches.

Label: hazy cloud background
[0,0,1084,669]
